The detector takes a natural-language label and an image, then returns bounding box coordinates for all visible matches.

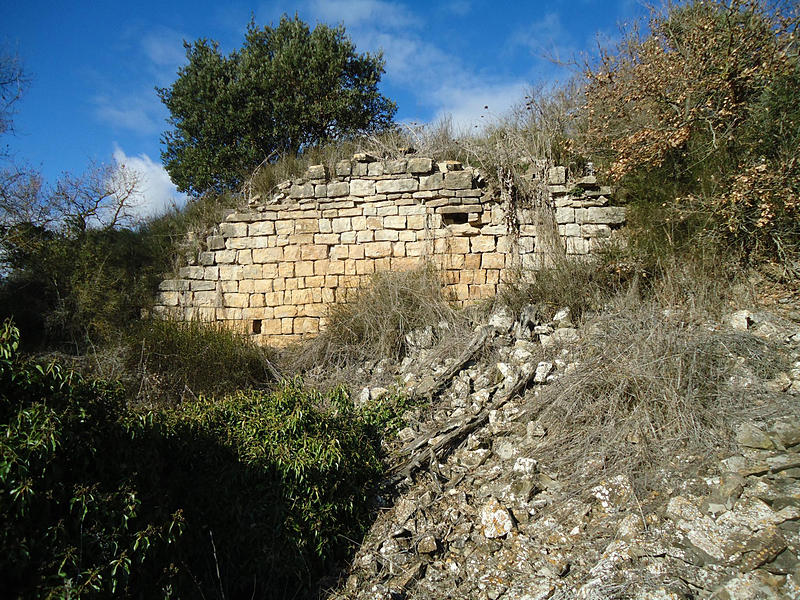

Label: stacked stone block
[154,156,626,346]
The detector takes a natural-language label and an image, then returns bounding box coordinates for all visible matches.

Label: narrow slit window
[442,212,469,225]
[252,319,262,334]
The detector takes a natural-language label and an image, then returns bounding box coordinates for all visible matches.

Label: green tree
[159,15,397,196]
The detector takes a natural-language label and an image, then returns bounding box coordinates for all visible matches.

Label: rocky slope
[329,298,800,600]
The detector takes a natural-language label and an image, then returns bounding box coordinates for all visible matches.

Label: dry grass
[523,284,792,496]
[282,263,471,376]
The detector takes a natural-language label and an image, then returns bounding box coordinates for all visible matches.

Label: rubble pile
[331,306,800,600]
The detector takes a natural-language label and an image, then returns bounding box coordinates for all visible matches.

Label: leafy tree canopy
[159,15,397,196]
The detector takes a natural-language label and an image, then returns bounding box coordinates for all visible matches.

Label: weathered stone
[350,179,376,197]
[407,157,434,174]
[480,498,514,538]
[548,166,566,185]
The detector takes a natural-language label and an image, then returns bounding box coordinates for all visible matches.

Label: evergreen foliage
[158,15,396,196]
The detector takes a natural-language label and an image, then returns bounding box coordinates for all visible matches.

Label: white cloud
[112,145,186,220]
[95,91,164,135]
[431,80,529,131]
[307,0,416,28]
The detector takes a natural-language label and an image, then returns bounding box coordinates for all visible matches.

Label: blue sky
[2,0,644,217]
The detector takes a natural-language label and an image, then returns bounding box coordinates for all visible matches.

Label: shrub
[580,0,800,269]
[128,318,279,405]
[1,320,389,598]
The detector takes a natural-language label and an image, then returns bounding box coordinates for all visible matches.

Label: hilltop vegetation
[0,1,799,598]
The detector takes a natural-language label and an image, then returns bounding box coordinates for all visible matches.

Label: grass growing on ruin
[285,263,470,373]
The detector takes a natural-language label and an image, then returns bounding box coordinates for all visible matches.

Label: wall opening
[252,319,262,334]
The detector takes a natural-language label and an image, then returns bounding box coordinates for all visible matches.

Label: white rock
[480,497,514,538]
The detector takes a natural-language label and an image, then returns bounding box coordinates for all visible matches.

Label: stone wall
[153,155,625,346]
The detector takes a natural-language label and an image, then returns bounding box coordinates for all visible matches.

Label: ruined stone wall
[153,155,625,346]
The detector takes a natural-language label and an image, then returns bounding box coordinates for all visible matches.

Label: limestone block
[587,206,626,225]
[438,160,462,172]
[365,216,382,230]
[444,170,473,190]
[330,245,349,260]
[295,261,314,277]
[555,207,575,224]
[453,283,470,301]
[339,207,361,217]
[236,249,253,265]
[486,269,500,284]
[220,280,238,292]
[406,241,428,256]
[392,256,422,271]
[274,305,297,319]
[464,254,481,269]
[159,279,190,292]
[278,262,294,278]
[356,260,375,275]
[295,318,319,335]
[376,205,398,217]
[249,294,265,308]
[265,292,285,307]
[481,253,505,269]
[282,245,300,261]
[407,157,434,174]
[376,178,418,194]
[306,164,327,180]
[330,217,350,233]
[326,260,345,275]
[350,179,376,197]
[367,162,384,176]
[290,183,314,199]
[275,220,294,235]
[304,303,326,317]
[207,235,225,250]
[548,166,567,185]
[581,224,612,238]
[340,231,357,244]
[295,219,318,234]
[384,215,406,229]
[249,221,275,236]
[314,184,327,198]
[471,236,496,253]
[559,223,581,237]
[272,277,285,291]
[350,215,366,229]
[292,289,313,304]
[419,172,444,191]
[226,237,249,249]
[179,266,204,279]
[261,319,282,335]
[317,218,332,234]
[357,230,374,243]
[304,275,324,288]
[364,241,393,258]
[327,181,349,197]
[349,245,365,259]
[252,247,283,263]
[399,230,417,242]
[158,291,180,306]
[314,233,340,245]
[399,204,426,216]
[566,237,589,254]
[407,214,426,229]
[220,222,248,238]
[194,291,218,306]
[253,279,272,293]
[241,265,262,279]
[392,241,406,257]
[285,277,299,291]
[384,159,406,174]
[301,245,328,260]
[190,280,216,291]
[375,229,399,242]
[335,160,352,177]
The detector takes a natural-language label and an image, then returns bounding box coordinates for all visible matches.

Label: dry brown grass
[522,274,791,496]
[282,263,471,376]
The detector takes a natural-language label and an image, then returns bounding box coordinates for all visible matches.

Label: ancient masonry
[153,155,626,345]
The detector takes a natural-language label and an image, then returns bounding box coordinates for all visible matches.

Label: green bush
[128,319,278,406]
[1,320,389,598]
